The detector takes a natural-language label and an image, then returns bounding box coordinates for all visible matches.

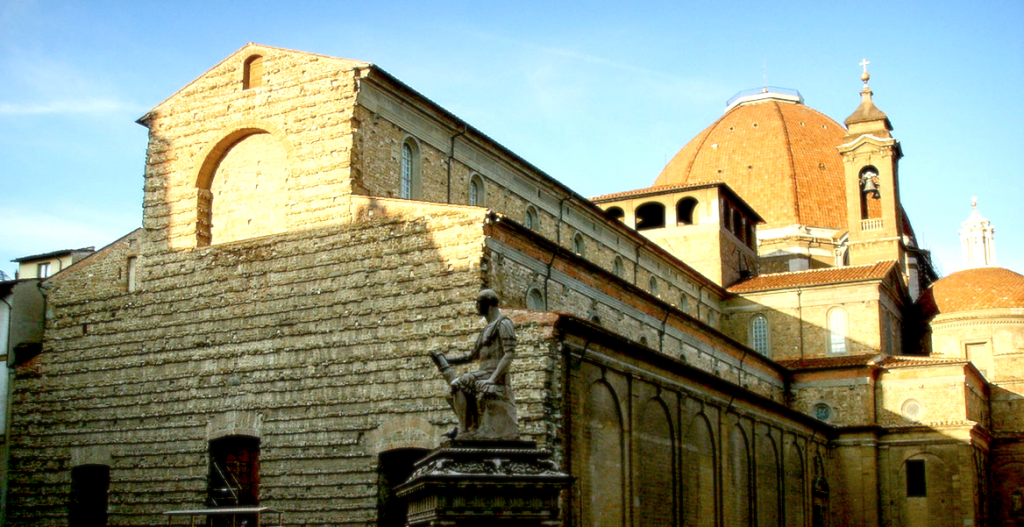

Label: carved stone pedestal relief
[396,440,571,527]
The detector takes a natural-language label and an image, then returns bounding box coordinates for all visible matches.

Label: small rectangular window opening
[127,257,137,293]
[906,459,926,497]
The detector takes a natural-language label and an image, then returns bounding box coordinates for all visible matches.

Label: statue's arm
[440,338,480,366]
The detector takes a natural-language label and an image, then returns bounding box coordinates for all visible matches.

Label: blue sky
[1,0,1022,278]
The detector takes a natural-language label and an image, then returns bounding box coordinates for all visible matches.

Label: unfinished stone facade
[5,43,1023,527]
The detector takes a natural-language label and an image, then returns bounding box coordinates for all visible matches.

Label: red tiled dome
[653,96,847,230]
[918,267,1024,318]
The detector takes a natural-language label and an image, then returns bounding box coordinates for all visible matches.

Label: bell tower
[838,60,906,269]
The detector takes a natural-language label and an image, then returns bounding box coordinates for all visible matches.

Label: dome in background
[918,267,1024,318]
[653,90,848,231]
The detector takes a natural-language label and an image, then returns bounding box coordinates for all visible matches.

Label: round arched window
[525,206,539,230]
[613,256,624,277]
[469,174,485,206]
[572,233,585,257]
[526,288,545,310]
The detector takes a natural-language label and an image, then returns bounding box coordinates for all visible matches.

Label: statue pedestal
[396,440,571,527]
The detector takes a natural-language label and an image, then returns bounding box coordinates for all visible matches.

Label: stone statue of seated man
[430,289,518,441]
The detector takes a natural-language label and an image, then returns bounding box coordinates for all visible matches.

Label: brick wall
[559,317,830,527]
[141,45,365,251]
[7,199,571,525]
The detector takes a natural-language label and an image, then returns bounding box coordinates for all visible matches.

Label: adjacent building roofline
[11,247,94,263]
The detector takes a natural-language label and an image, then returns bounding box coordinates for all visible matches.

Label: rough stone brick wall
[876,365,969,429]
[722,281,886,361]
[485,220,785,403]
[142,44,366,251]
[351,105,454,203]
[7,199,569,526]
[875,440,981,526]
[928,310,1024,434]
[991,442,1024,526]
[560,319,830,527]
[790,370,876,427]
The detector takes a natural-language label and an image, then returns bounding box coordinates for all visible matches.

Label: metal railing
[163,507,282,527]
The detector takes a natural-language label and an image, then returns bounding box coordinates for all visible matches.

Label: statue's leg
[448,389,470,436]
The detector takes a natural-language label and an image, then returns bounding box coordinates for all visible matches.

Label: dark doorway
[69,464,110,527]
[378,448,429,527]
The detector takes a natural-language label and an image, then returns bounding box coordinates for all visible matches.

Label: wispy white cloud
[468,30,727,107]
[0,98,146,115]
[0,207,138,274]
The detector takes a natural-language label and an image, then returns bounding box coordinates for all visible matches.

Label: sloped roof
[11,247,94,263]
[727,261,898,293]
[877,356,969,368]
[653,95,848,230]
[778,354,881,370]
[140,43,370,121]
[590,180,765,223]
[918,267,1024,318]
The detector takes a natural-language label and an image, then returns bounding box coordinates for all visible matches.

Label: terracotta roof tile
[727,261,898,293]
[778,354,881,370]
[590,181,725,201]
[653,98,848,230]
[918,267,1024,317]
[878,356,968,368]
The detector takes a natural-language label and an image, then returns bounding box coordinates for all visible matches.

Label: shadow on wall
[872,377,1024,526]
[6,136,517,526]
[562,321,832,527]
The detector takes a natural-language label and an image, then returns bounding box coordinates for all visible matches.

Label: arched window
[859,166,882,220]
[243,55,263,90]
[613,256,624,277]
[400,139,421,200]
[635,202,666,231]
[590,315,602,325]
[649,276,659,296]
[639,336,649,347]
[679,294,689,312]
[606,206,625,221]
[828,308,848,354]
[676,197,699,225]
[573,232,586,257]
[526,287,545,310]
[732,209,743,238]
[750,315,770,355]
[524,206,539,230]
[469,174,485,206]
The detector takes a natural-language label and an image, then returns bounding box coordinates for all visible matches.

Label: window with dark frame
[400,143,414,199]
[208,435,260,522]
[906,459,926,497]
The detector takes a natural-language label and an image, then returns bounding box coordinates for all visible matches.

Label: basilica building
[3,44,1023,527]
